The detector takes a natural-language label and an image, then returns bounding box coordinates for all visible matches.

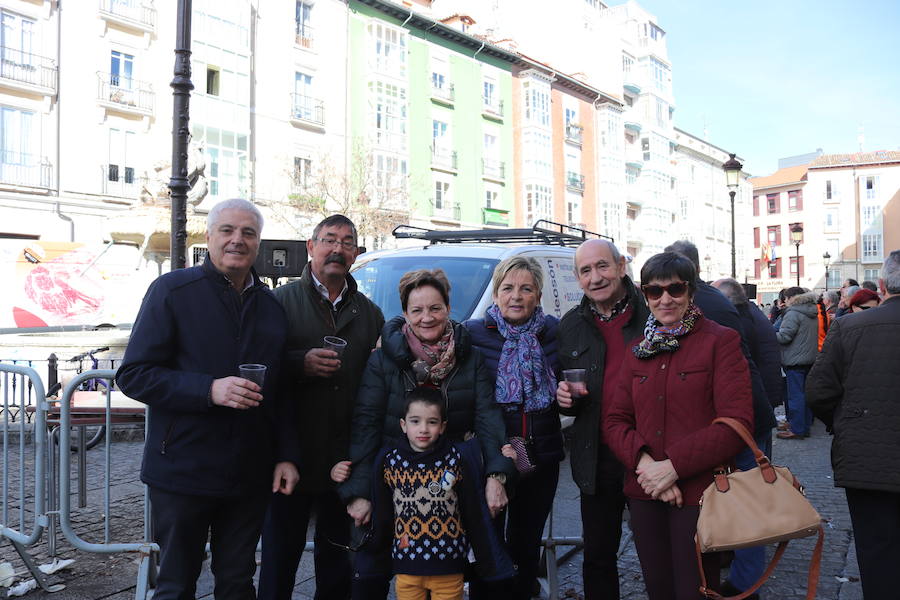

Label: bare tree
[273,143,410,250]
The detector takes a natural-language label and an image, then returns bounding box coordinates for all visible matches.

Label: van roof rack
[392,220,612,247]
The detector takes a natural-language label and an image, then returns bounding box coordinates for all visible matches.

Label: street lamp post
[823,251,831,291]
[169,0,194,270]
[790,223,804,287]
[723,153,743,278]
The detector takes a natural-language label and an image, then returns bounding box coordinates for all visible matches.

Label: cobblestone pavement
[1,415,863,599]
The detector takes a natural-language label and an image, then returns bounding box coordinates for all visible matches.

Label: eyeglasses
[315,238,357,251]
[641,281,690,301]
[854,304,874,311]
[327,526,373,552]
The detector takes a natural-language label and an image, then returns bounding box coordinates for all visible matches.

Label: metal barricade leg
[48,425,59,558]
[78,426,87,508]
[9,534,66,592]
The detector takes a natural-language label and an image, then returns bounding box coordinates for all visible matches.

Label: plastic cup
[562,368,588,397]
[239,364,267,390]
[323,336,348,358]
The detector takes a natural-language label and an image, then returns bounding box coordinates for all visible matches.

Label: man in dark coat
[116,199,300,600]
[555,239,649,599]
[259,215,384,600]
[807,250,900,599]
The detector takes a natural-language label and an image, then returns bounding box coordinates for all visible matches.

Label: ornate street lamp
[170,0,194,270]
[723,153,743,278]
[823,251,831,291]
[790,223,804,287]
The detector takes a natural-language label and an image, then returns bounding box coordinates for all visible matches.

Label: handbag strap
[695,525,824,600]
[711,417,778,484]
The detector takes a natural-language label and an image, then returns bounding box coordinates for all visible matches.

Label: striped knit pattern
[383,445,467,575]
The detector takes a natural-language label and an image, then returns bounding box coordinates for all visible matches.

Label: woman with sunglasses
[604,251,753,600]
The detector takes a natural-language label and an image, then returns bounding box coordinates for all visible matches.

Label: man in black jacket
[259,215,384,600]
[556,239,649,599]
[807,250,900,599]
[117,199,300,600]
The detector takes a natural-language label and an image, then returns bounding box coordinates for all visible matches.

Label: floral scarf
[403,321,456,385]
[632,303,703,359]
[487,304,557,412]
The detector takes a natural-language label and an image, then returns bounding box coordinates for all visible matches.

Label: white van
[350,222,614,323]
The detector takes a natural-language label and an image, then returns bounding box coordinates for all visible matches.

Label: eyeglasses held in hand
[327,526,374,552]
[641,281,690,301]
[315,238,357,251]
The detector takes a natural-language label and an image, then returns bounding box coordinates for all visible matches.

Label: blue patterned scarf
[487,303,557,412]
[633,303,703,359]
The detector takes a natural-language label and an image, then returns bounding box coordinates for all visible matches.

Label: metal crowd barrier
[56,369,157,600]
[0,364,65,592]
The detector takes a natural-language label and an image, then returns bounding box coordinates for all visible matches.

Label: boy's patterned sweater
[383,438,466,575]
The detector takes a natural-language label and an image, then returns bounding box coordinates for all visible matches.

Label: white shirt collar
[310,270,348,309]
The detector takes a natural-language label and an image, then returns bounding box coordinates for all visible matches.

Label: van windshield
[351,256,499,322]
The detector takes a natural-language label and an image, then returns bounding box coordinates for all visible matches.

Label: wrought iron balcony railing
[97,72,155,113]
[431,147,457,171]
[566,171,585,192]
[481,158,505,180]
[291,93,325,126]
[0,152,52,188]
[98,0,157,31]
[0,47,57,92]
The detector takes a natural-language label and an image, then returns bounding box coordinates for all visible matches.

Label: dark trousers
[580,483,626,600]
[729,431,773,592]
[785,366,813,436]
[259,490,351,600]
[845,487,900,599]
[506,461,560,599]
[629,499,719,600]
[149,486,269,600]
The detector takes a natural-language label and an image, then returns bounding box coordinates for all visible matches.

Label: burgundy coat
[604,314,753,506]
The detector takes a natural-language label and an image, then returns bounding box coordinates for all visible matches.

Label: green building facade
[348,0,515,229]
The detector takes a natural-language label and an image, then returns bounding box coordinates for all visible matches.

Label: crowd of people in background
[116,198,899,600]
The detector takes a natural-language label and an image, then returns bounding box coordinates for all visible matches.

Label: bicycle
[52,346,112,451]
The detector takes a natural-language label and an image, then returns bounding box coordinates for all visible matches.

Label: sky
[634,0,900,177]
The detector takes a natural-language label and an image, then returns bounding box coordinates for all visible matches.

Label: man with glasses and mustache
[555,239,649,599]
[259,215,384,600]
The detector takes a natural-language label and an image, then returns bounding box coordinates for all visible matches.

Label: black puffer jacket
[464,311,564,466]
[807,296,900,492]
[338,316,513,502]
[558,279,650,495]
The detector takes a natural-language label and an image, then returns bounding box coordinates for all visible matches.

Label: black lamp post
[823,251,831,291]
[169,0,194,270]
[790,223,804,287]
[723,153,743,278]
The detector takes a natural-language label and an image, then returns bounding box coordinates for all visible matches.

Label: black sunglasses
[641,281,690,301]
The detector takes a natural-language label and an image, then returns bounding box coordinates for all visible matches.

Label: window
[862,205,879,227]
[295,1,313,47]
[864,268,880,281]
[825,179,833,200]
[567,193,582,225]
[641,137,650,161]
[1,11,35,68]
[753,227,760,248]
[485,188,498,209]
[788,190,802,211]
[565,107,577,127]
[752,195,759,216]
[789,256,801,276]
[824,208,838,231]
[767,225,780,246]
[525,183,552,225]
[206,66,220,96]
[431,55,448,93]
[369,80,407,151]
[369,22,406,76]
[110,50,134,89]
[655,99,666,127]
[483,132,498,160]
[649,58,669,93]
[483,77,498,111]
[293,157,311,189]
[523,79,550,127]
[432,119,450,160]
[522,130,551,179]
[434,179,451,211]
[373,153,407,206]
[293,72,320,122]
[107,128,135,193]
[862,234,882,261]
[192,124,249,199]
[865,176,877,200]
[622,54,634,75]
[767,193,778,214]
[827,269,842,289]
[1,106,43,186]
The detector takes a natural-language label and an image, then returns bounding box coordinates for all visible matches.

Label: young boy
[331,387,514,600]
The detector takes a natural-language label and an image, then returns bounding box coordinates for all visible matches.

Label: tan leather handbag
[694,417,824,600]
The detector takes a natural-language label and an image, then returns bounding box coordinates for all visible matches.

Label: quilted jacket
[775,291,819,366]
[604,314,754,506]
[807,295,900,493]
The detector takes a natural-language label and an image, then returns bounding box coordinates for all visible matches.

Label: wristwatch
[488,472,507,485]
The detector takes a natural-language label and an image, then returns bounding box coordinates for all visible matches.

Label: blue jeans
[784,366,813,436]
[729,432,773,594]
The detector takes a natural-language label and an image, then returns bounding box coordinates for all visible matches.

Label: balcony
[295,24,314,50]
[565,123,584,146]
[482,206,509,227]
[97,73,155,116]
[431,147,457,173]
[624,121,642,133]
[481,158,505,182]
[101,164,145,199]
[430,82,454,106]
[98,0,157,34]
[290,93,325,130]
[0,48,57,95]
[566,171,585,193]
[428,200,461,223]
[0,152,52,189]
[482,98,504,120]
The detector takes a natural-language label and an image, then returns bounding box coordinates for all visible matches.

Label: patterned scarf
[402,321,456,385]
[633,303,703,359]
[487,303,557,412]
